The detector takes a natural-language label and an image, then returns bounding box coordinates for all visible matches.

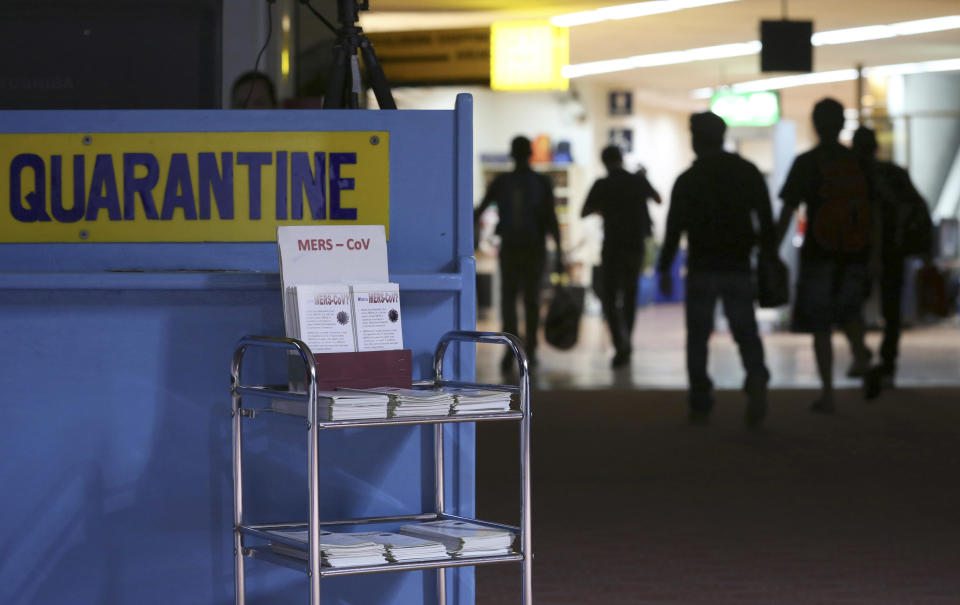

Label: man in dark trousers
[582,145,661,368]
[475,136,562,371]
[776,98,873,414]
[852,126,932,396]
[657,112,775,426]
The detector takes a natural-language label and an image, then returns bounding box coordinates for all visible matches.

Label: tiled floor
[476,304,960,390]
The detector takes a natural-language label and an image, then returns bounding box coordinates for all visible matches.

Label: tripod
[322,0,396,109]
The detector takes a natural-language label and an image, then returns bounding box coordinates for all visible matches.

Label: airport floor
[475,304,960,390]
[471,305,960,604]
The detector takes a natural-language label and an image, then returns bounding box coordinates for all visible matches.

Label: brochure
[351,282,404,352]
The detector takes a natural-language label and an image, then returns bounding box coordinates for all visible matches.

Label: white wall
[896,72,960,217]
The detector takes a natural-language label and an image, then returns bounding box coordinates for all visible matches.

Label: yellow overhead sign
[367,28,490,84]
[490,21,569,91]
[0,130,390,242]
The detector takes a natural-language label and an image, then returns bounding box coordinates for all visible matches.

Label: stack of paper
[341,387,454,418]
[286,284,356,354]
[271,391,390,420]
[442,387,513,414]
[351,532,450,563]
[268,530,388,567]
[317,391,390,420]
[398,520,515,558]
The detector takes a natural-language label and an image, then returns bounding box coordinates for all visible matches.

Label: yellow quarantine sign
[0,130,389,242]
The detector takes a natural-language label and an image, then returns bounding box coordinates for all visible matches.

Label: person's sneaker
[688,409,710,426]
[810,398,836,414]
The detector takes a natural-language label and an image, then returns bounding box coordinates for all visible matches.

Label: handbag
[757,253,789,308]
[544,285,585,350]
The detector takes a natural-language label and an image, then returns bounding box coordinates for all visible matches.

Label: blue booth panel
[0,97,477,605]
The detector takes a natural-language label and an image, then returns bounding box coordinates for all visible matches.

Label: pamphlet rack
[230,330,533,605]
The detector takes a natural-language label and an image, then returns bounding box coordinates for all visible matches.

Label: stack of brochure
[271,391,390,420]
[351,531,450,563]
[287,283,357,354]
[398,520,515,558]
[285,282,405,354]
[317,391,390,420]
[443,387,513,414]
[341,387,454,418]
[268,530,388,567]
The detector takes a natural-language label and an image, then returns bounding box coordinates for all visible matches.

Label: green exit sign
[710,90,780,127]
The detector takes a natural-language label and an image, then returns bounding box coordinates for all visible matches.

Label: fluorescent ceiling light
[691,57,960,98]
[564,14,960,78]
[551,0,741,28]
[812,15,960,46]
[866,57,960,77]
[563,41,760,78]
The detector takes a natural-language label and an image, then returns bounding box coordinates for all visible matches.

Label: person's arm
[474,178,498,222]
[543,175,563,267]
[893,164,927,210]
[581,181,601,218]
[639,172,662,204]
[775,159,803,245]
[656,182,685,296]
[751,166,777,256]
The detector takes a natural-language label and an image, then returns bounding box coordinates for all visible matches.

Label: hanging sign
[367,28,490,84]
[0,130,390,242]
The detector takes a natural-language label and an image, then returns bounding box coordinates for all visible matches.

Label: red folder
[311,349,412,391]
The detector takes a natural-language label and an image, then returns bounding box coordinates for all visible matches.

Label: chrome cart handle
[230,335,318,393]
[432,330,529,385]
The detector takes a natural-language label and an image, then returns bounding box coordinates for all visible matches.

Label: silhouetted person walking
[475,136,562,371]
[776,98,872,414]
[582,145,661,368]
[657,112,775,426]
[853,126,933,397]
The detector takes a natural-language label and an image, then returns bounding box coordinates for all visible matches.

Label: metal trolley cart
[230,331,533,604]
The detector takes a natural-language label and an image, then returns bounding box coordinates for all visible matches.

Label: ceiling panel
[359,0,960,100]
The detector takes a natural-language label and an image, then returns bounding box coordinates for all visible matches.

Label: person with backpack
[475,136,563,371]
[657,112,776,427]
[776,98,873,414]
[852,126,933,397]
[582,145,661,368]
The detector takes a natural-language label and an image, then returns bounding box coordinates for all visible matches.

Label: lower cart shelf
[239,513,522,577]
[246,547,524,577]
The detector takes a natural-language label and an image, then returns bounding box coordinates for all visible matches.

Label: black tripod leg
[359,37,396,110]
[324,42,349,109]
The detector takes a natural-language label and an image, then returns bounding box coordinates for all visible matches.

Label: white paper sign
[278,225,388,286]
[278,226,389,338]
